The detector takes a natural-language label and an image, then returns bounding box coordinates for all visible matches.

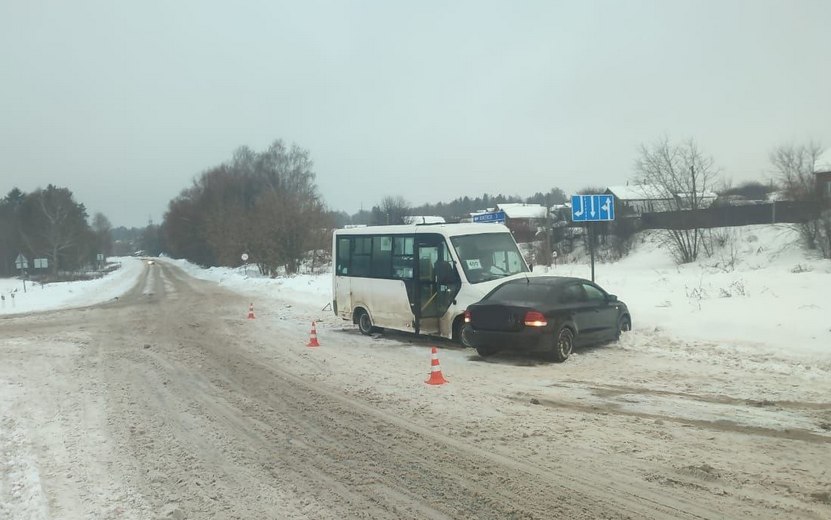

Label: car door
[581,282,619,341]
[558,282,596,345]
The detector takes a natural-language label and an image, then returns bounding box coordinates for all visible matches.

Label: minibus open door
[413,236,460,336]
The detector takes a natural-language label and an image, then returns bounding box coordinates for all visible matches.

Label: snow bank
[0,258,144,316]
[541,225,831,356]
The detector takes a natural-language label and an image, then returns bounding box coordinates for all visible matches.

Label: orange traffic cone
[247,303,256,320]
[425,347,448,385]
[306,321,321,347]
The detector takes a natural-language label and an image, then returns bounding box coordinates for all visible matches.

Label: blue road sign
[472,210,506,223]
[571,194,615,222]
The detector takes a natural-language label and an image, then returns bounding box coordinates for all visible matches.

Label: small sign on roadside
[472,210,507,224]
[15,253,29,270]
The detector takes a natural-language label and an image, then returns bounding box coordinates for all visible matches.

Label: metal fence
[638,201,820,230]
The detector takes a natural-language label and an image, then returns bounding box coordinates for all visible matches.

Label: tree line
[331,188,569,227]
[160,138,573,273]
[3,137,825,281]
[161,140,333,275]
[0,186,112,278]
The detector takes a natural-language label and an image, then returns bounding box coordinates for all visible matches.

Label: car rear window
[487,283,553,304]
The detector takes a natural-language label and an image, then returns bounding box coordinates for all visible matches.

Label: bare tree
[770,142,827,254]
[91,212,113,257]
[771,142,823,201]
[18,186,91,274]
[161,140,330,273]
[634,137,719,263]
[373,195,410,225]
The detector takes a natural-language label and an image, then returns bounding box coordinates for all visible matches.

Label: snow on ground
[4,225,828,359]
[165,258,332,310]
[2,226,829,391]
[0,257,145,316]
[163,224,831,359]
[541,224,831,357]
[1,225,829,518]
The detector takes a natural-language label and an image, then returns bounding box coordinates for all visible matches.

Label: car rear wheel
[475,345,498,357]
[551,327,574,363]
[356,309,375,335]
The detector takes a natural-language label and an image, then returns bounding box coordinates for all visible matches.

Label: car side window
[560,283,586,304]
[582,283,606,303]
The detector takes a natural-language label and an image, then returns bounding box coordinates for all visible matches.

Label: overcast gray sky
[2,0,829,227]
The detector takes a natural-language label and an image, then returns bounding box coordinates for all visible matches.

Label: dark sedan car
[461,276,631,362]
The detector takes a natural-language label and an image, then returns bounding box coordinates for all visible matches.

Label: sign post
[570,194,615,282]
[15,253,29,293]
[241,253,249,276]
[33,258,48,288]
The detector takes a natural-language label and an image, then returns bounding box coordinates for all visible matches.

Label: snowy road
[1,261,830,519]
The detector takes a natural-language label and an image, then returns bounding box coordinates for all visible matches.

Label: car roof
[502,275,589,287]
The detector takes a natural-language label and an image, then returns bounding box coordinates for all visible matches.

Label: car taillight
[524,311,547,327]
[464,310,471,323]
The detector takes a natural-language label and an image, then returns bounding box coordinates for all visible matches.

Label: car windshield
[450,233,529,284]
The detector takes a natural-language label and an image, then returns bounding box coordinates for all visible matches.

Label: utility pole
[691,164,697,210]
[545,193,551,268]
[588,223,595,282]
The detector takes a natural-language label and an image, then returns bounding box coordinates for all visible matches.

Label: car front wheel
[454,320,473,347]
[551,327,574,363]
[616,316,631,340]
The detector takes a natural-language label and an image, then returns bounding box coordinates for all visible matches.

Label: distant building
[604,185,674,216]
[470,203,547,242]
[496,203,547,220]
[605,185,717,217]
[674,190,718,210]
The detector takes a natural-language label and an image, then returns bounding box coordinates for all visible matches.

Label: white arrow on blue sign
[571,194,615,222]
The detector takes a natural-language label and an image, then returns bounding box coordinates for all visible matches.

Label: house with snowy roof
[469,203,548,242]
[605,185,717,217]
[604,185,674,216]
[403,215,446,224]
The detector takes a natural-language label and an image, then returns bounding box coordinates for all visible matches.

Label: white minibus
[332,223,531,342]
